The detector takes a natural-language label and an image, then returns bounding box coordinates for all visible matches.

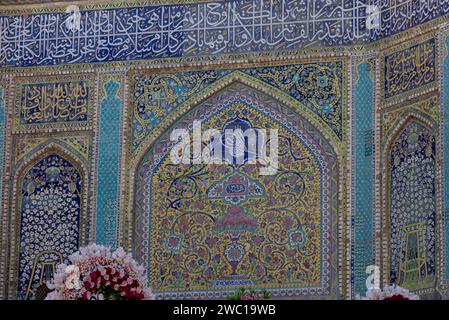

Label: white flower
[45,290,61,300]
[382,284,420,300]
[112,247,127,260]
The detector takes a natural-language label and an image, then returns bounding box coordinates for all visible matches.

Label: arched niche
[9,144,88,299]
[132,81,342,299]
[384,117,438,294]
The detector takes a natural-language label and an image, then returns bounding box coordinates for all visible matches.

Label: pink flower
[45,244,154,300]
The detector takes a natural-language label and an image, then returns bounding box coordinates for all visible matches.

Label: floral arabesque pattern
[17,154,82,300]
[389,121,436,291]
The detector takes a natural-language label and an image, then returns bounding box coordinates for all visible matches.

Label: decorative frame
[381,34,439,108]
[121,54,350,298]
[0,66,99,299]
[6,142,91,299]
[12,74,96,134]
[380,109,441,297]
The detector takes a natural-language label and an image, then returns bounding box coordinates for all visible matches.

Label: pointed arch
[381,113,438,294]
[7,142,90,299]
[15,137,90,169]
[128,80,343,299]
[383,110,437,150]
[131,70,342,170]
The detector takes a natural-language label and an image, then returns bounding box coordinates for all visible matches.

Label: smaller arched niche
[16,153,83,300]
[387,120,436,292]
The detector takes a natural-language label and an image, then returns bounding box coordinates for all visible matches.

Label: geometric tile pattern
[381,97,439,146]
[14,135,91,163]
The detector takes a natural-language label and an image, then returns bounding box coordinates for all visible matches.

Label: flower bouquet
[357,284,419,300]
[45,244,154,300]
[227,287,271,300]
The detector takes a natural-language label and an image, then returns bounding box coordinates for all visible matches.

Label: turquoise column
[96,80,123,248]
[352,60,375,296]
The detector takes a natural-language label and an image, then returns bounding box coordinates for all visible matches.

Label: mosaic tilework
[384,39,436,99]
[13,75,95,133]
[17,154,82,300]
[2,0,449,67]
[95,79,123,248]
[377,1,449,40]
[134,83,340,299]
[443,34,449,281]
[381,97,439,146]
[351,59,374,296]
[131,62,344,154]
[14,135,91,163]
[19,81,88,125]
[244,64,343,138]
[0,0,370,67]
[2,0,449,300]
[388,121,436,291]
